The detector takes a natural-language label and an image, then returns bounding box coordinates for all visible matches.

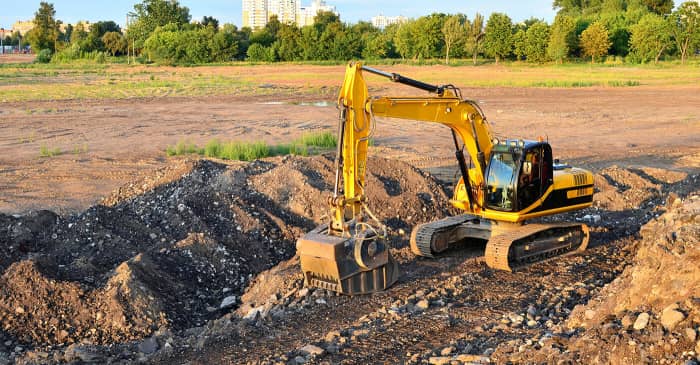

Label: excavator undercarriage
[410,216,589,271]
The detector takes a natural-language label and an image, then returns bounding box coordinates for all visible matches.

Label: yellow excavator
[296,62,594,295]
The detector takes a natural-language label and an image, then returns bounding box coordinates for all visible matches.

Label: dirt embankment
[0,155,450,364]
[496,190,700,364]
[0,153,698,365]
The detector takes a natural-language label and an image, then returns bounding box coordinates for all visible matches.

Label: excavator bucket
[297,224,399,295]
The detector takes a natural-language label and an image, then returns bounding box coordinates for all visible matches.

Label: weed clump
[166,131,337,161]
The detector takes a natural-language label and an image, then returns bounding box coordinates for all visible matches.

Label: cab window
[486,152,517,211]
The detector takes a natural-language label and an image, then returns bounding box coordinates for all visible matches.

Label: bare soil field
[0,63,699,364]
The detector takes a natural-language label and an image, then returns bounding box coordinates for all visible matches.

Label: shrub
[35,49,53,63]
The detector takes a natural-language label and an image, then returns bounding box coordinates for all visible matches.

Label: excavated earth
[0,155,698,365]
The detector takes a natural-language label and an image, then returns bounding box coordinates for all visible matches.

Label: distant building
[243,0,337,30]
[9,20,86,38]
[243,0,269,30]
[371,15,407,29]
[268,0,298,25]
[12,20,34,36]
[297,0,337,27]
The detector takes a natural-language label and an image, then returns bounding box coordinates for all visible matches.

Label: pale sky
[1,0,556,30]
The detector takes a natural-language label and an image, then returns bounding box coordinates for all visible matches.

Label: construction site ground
[1,64,699,364]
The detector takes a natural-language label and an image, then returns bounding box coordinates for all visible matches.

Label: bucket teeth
[297,224,399,295]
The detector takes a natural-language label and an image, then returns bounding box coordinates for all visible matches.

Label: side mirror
[523,161,532,175]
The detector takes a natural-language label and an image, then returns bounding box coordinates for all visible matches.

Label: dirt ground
[1,83,698,214]
[0,64,699,364]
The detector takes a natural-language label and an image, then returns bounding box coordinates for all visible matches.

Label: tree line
[19,0,700,65]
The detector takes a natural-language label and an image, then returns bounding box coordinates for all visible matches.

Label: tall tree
[26,2,60,52]
[202,16,219,30]
[670,1,700,63]
[524,22,550,62]
[547,14,576,63]
[442,14,465,64]
[467,13,485,64]
[641,0,674,14]
[579,21,611,63]
[483,12,514,64]
[102,31,127,55]
[630,13,673,63]
[127,0,191,49]
[513,29,527,60]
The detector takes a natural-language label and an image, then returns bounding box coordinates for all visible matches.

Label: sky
[0,0,557,30]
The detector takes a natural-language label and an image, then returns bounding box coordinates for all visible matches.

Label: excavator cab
[485,141,553,212]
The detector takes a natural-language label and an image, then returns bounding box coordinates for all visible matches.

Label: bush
[35,49,53,63]
[246,43,276,62]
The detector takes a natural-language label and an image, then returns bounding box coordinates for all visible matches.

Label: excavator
[296,62,594,295]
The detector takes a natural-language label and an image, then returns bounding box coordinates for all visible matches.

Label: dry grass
[0,61,698,102]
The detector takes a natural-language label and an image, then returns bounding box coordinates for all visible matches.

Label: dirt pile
[504,190,700,364]
[0,155,451,361]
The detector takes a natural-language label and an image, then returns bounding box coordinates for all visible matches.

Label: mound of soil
[0,155,451,353]
[504,190,700,364]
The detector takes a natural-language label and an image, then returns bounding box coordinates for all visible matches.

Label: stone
[138,337,159,354]
[428,356,451,365]
[416,299,430,311]
[584,309,596,320]
[440,346,454,356]
[527,320,538,327]
[315,298,327,305]
[293,355,307,364]
[686,328,697,342]
[455,354,491,363]
[299,344,324,357]
[64,345,104,363]
[633,312,650,331]
[297,288,310,298]
[244,306,266,321]
[527,305,538,318]
[508,313,524,324]
[660,307,685,330]
[324,331,341,342]
[219,295,237,309]
[14,306,24,314]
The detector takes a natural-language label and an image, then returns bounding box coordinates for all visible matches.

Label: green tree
[670,1,700,63]
[467,13,485,64]
[102,31,127,55]
[246,42,275,62]
[273,23,302,61]
[127,0,191,50]
[70,22,88,44]
[630,13,673,63]
[513,29,527,60]
[411,14,447,60]
[201,16,219,30]
[641,0,674,14]
[579,21,611,62]
[393,20,415,59]
[525,22,550,62]
[548,14,576,62]
[442,14,465,64]
[483,12,514,64]
[209,25,239,61]
[26,2,60,53]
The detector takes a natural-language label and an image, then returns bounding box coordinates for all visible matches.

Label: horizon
[0,0,556,31]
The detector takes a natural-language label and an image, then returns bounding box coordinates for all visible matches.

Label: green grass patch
[39,145,62,157]
[167,131,337,161]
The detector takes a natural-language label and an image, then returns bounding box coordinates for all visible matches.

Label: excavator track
[410,214,481,257]
[484,223,589,272]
